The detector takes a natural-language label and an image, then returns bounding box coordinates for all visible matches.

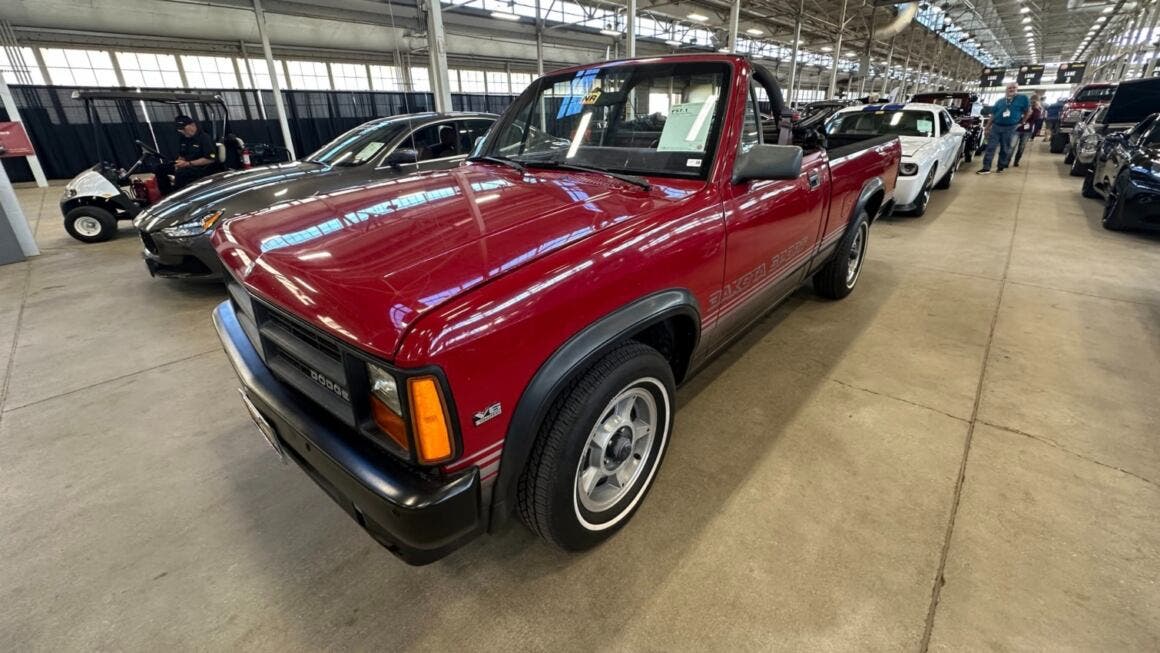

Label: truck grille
[227,279,366,429]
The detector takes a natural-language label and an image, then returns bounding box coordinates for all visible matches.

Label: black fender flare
[488,289,700,531]
[854,175,887,224]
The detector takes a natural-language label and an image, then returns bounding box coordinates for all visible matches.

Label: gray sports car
[133,111,497,281]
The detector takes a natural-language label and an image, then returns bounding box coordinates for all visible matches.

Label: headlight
[367,363,454,464]
[900,162,919,176]
[1079,139,1098,153]
[160,209,224,238]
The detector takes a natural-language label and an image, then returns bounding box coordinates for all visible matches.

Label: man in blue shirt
[978,82,1030,174]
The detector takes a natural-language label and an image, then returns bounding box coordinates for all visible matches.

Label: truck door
[715,81,829,328]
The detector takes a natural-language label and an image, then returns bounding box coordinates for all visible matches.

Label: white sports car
[826,102,966,215]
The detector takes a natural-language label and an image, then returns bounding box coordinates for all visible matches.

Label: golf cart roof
[71,89,224,104]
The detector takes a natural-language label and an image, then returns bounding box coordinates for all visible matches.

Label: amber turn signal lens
[408,376,454,464]
[371,396,409,451]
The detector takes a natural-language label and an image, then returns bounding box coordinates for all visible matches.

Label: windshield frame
[306,119,409,167]
[478,59,736,180]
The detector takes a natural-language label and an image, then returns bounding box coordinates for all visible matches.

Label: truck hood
[212,164,698,359]
[135,160,354,232]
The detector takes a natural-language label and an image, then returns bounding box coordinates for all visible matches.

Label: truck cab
[210,54,901,564]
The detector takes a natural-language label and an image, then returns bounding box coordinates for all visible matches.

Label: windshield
[826,109,937,138]
[1075,86,1116,102]
[307,121,407,166]
[913,96,969,113]
[485,61,730,178]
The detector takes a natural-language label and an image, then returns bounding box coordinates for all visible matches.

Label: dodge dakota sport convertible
[211,54,901,564]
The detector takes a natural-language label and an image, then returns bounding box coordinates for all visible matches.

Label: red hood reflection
[212,164,696,359]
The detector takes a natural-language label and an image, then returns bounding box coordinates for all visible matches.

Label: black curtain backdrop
[1,85,516,183]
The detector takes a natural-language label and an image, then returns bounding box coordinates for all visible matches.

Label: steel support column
[627,0,637,57]
[425,0,453,112]
[727,0,740,53]
[788,0,804,104]
[252,0,296,160]
[827,0,849,98]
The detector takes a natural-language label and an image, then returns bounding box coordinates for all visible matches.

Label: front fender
[484,290,699,531]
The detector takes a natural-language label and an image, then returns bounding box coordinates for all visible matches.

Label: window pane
[510,72,532,93]
[330,62,370,90]
[180,55,239,88]
[448,70,460,93]
[369,64,403,91]
[0,47,44,85]
[287,60,330,90]
[41,48,117,86]
[486,71,510,94]
[411,67,431,92]
[243,58,287,89]
[116,51,181,88]
[459,69,485,93]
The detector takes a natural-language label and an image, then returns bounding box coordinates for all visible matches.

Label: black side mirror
[733,144,803,183]
[386,148,419,167]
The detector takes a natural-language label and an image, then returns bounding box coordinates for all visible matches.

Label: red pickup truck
[211,54,901,564]
[1050,82,1117,153]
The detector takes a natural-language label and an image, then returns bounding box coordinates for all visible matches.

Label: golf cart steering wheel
[135,139,160,157]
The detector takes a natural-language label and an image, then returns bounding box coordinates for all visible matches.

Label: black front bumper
[141,230,225,280]
[212,300,485,565]
[1117,180,1160,232]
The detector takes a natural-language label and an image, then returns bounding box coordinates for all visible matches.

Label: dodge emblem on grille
[309,369,350,401]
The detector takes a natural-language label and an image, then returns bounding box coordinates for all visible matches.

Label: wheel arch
[488,289,700,532]
[61,195,131,219]
[855,176,887,224]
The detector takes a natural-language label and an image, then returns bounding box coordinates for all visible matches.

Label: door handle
[807,169,820,188]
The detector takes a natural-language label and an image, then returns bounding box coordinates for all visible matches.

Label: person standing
[977,83,1030,174]
[1013,95,1043,167]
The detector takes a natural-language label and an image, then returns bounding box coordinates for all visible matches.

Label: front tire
[1102,171,1129,231]
[910,167,936,216]
[1081,170,1101,199]
[1064,148,1075,165]
[64,206,117,243]
[1050,133,1067,154]
[1069,154,1087,177]
[813,210,870,300]
[517,342,675,551]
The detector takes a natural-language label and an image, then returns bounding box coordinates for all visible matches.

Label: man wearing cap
[977,82,1030,175]
[158,115,218,193]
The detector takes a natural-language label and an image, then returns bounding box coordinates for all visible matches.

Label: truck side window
[939,111,953,136]
[741,85,761,152]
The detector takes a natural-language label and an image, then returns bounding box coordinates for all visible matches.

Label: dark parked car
[133,111,497,280]
[1063,77,1160,182]
[910,92,984,162]
[1084,112,1160,231]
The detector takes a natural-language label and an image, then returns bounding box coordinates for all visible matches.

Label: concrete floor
[1,143,1158,651]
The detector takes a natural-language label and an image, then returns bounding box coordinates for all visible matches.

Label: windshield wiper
[523,160,650,190]
[467,155,527,174]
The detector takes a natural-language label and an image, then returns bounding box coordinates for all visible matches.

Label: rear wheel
[813,210,870,300]
[934,159,955,189]
[517,342,675,551]
[64,206,117,243]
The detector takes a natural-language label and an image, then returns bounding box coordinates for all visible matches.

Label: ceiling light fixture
[665,39,682,46]
[746,28,763,36]
[600,29,622,36]
[687,13,709,22]
[1022,17,1032,23]
[490,10,520,20]
[1096,16,1107,22]
[1102,6,1113,13]
[1020,6,1030,13]
[821,45,834,52]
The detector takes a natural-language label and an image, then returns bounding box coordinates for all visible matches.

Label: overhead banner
[1055,61,1088,85]
[980,68,1006,87]
[1017,64,1045,86]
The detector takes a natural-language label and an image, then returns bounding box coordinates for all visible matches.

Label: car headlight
[367,363,454,464]
[900,162,919,176]
[1079,139,1098,153]
[160,209,224,238]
